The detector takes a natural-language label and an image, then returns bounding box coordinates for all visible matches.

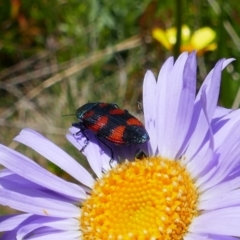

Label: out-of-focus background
[1,0,240,175]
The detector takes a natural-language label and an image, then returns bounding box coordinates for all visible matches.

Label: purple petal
[14,128,94,188]
[200,176,240,201]
[0,214,39,240]
[189,207,240,236]
[157,53,189,158]
[185,233,239,240]
[0,187,80,218]
[184,86,214,177]
[194,154,218,189]
[0,214,32,231]
[143,70,157,155]
[156,56,174,156]
[24,230,81,239]
[208,235,239,240]
[185,59,234,161]
[0,144,87,199]
[211,109,240,150]
[213,106,233,121]
[0,169,50,191]
[199,120,240,191]
[68,126,118,173]
[17,217,79,239]
[172,51,197,159]
[184,233,212,240]
[184,59,225,160]
[0,230,17,240]
[66,128,103,178]
[199,190,240,210]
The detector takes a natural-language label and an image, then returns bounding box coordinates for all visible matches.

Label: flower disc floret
[80,157,198,239]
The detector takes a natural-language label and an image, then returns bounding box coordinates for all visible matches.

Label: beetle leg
[78,129,89,152]
[135,149,147,159]
[96,135,114,167]
[72,122,89,152]
[137,101,144,113]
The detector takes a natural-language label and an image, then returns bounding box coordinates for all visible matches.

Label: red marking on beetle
[127,117,143,126]
[88,115,109,131]
[109,108,125,115]
[84,110,95,118]
[107,125,126,143]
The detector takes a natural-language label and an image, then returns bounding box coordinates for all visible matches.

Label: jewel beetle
[72,102,149,160]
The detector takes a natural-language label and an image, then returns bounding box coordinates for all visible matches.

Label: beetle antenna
[62,113,75,117]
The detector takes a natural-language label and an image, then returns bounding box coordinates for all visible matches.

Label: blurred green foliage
[1,0,240,175]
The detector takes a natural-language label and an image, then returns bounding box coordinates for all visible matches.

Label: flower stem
[173,0,183,59]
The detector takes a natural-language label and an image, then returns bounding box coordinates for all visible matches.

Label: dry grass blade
[0,35,142,119]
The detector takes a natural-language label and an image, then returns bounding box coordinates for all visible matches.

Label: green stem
[173,0,183,59]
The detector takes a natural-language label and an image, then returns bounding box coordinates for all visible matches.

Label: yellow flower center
[80,157,199,239]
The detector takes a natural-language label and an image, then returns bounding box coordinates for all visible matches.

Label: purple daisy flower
[1,52,240,239]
